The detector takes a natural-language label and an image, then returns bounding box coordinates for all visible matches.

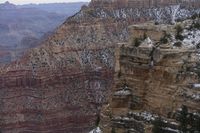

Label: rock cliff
[0,0,199,132]
[100,20,200,133]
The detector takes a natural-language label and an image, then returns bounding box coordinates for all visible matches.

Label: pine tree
[175,25,184,41]
[190,113,200,132]
[152,117,164,133]
[111,127,116,133]
[178,105,188,133]
[134,38,141,47]
[95,115,100,127]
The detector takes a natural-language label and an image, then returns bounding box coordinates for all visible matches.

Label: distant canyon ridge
[0,1,88,64]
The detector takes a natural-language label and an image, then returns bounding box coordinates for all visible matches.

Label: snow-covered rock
[114,89,132,96]
[162,127,179,133]
[169,5,180,24]
[192,84,200,88]
[71,4,200,25]
[89,127,102,133]
[128,111,158,122]
[183,29,200,48]
[140,37,153,48]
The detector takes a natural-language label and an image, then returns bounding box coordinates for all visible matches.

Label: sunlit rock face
[100,21,200,133]
[0,0,200,132]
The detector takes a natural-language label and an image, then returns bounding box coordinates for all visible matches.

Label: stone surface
[100,22,200,133]
[0,0,200,132]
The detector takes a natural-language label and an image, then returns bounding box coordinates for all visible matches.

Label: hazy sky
[0,0,90,5]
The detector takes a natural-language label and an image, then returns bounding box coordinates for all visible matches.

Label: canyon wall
[90,0,200,8]
[0,0,200,132]
[0,45,114,132]
[100,22,200,133]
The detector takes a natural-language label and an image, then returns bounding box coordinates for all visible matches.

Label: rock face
[90,0,200,8]
[85,0,200,25]
[0,0,199,132]
[0,44,115,132]
[100,22,200,133]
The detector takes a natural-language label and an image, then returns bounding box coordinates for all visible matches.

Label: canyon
[0,1,87,64]
[0,0,199,133]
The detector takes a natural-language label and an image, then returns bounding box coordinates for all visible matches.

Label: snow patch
[89,127,102,133]
[114,89,132,96]
[183,29,200,48]
[192,84,200,88]
[128,111,158,122]
[162,127,179,133]
[191,94,200,100]
[140,37,153,48]
[168,5,180,24]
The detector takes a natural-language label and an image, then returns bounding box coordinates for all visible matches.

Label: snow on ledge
[89,127,102,133]
[162,127,179,133]
[114,89,132,96]
[192,84,200,88]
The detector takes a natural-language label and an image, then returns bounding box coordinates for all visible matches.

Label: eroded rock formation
[100,21,200,133]
[0,0,199,132]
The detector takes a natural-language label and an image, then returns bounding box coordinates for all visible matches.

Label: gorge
[0,0,200,133]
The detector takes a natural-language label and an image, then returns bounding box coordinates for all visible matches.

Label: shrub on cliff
[191,13,200,20]
[176,106,200,133]
[152,117,165,133]
[177,105,189,133]
[118,71,121,78]
[188,113,200,132]
[95,115,100,126]
[85,8,95,17]
[132,33,148,47]
[160,32,171,44]
[175,25,184,41]
[189,21,200,30]
[111,128,116,133]
[173,42,182,47]
[132,38,142,47]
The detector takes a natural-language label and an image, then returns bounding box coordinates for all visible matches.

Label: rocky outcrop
[100,21,200,133]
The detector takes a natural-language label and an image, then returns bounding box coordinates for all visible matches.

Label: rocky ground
[0,0,199,132]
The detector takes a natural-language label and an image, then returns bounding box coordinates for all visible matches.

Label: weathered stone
[0,0,200,132]
[101,23,200,133]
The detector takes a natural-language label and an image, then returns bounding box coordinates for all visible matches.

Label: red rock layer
[0,53,114,132]
[0,8,120,131]
[0,0,200,132]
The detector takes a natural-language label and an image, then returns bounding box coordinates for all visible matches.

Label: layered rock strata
[100,22,200,133]
[0,45,115,132]
[0,0,200,132]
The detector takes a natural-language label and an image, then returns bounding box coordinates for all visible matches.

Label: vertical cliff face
[101,21,200,133]
[0,0,199,132]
